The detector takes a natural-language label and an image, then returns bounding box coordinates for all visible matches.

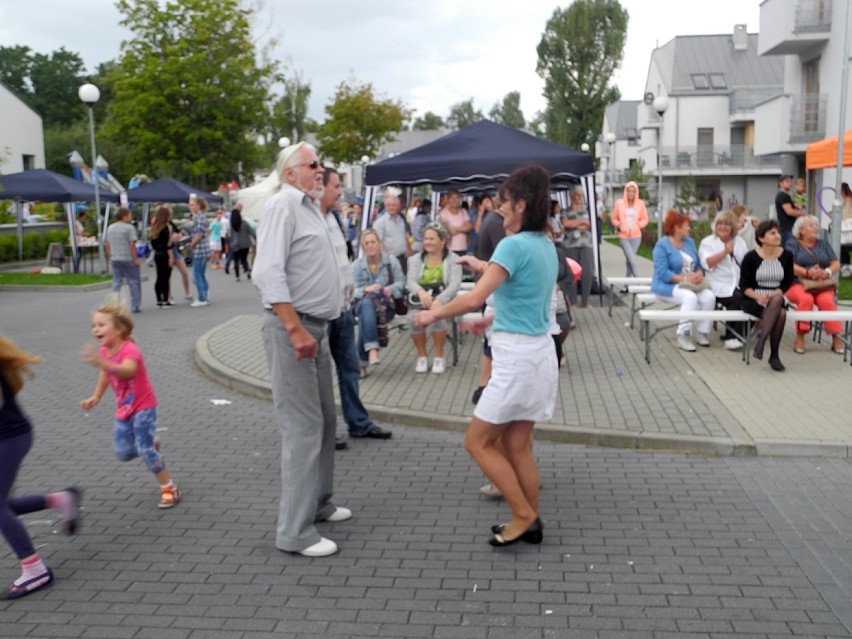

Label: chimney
[733,24,748,51]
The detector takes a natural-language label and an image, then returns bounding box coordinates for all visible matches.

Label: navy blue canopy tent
[0,169,120,263]
[125,177,222,204]
[363,120,601,293]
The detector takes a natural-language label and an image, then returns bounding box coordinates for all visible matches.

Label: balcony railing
[657,145,783,170]
[729,89,782,114]
[794,0,831,33]
[789,93,827,143]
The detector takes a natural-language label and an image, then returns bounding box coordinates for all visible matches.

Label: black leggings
[154,251,172,303]
[233,248,250,278]
[0,431,48,559]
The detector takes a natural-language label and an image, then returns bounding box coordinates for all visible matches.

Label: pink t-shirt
[439,208,469,252]
[100,341,157,420]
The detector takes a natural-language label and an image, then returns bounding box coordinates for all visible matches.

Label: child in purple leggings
[0,336,79,600]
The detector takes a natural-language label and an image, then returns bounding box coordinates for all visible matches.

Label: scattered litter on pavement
[211,399,232,405]
[473,584,477,592]
[544,610,553,615]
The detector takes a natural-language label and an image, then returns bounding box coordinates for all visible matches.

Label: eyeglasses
[295,160,322,170]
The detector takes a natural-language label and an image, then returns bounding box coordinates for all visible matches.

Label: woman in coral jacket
[609,181,649,279]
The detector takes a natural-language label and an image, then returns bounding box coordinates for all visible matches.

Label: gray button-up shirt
[252,183,342,320]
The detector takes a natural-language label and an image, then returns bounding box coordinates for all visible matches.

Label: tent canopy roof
[806,129,852,170]
[0,169,120,202]
[126,177,223,204]
[365,120,594,189]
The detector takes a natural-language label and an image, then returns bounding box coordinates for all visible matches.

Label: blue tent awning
[365,120,594,188]
[126,177,223,204]
[0,169,120,202]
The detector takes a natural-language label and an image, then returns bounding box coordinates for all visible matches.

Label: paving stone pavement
[2,264,852,638]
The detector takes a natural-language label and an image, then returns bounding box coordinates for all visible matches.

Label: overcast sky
[0,0,761,123]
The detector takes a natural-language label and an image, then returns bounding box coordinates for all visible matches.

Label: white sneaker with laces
[677,334,697,352]
[724,338,743,350]
[695,332,711,347]
[431,357,445,374]
[190,300,208,307]
[415,357,429,373]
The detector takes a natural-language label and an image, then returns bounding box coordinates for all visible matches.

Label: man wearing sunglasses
[253,142,350,558]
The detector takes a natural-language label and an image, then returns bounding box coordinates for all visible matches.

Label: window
[22,155,35,170]
[691,74,709,90]
[709,74,727,89]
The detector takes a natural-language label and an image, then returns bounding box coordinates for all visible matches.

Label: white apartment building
[757,0,847,190]
[600,25,785,218]
[0,81,44,174]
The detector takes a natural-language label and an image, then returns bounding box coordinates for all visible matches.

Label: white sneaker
[431,357,445,374]
[296,537,338,557]
[677,334,697,352]
[324,507,352,522]
[695,332,711,347]
[479,483,503,500]
[724,338,744,350]
[190,300,208,307]
[415,357,429,373]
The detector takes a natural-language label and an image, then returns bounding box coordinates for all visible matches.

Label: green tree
[412,111,445,131]
[104,0,275,188]
[0,45,33,96]
[446,98,483,129]
[271,69,315,144]
[536,1,628,148]
[675,176,699,215]
[28,48,89,127]
[488,91,525,129]
[316,80,409,165]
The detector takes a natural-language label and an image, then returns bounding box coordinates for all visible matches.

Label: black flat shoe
[491,523,507,534]
[357,425,393,439]
[769,357,785,372]
[335,437,348,450]
[489,517,543,547]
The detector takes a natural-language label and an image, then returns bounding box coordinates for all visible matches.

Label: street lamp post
[653,96,669,241]
[604,132,616,213]
[360,154,370,195]
[78,83,105,273]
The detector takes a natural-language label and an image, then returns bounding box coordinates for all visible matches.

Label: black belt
[265,308,327,325]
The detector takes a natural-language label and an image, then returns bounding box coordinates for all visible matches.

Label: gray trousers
[111,260,141,311]
[262,312,337,552]
[619,237,642,278]
[564,245,594,306]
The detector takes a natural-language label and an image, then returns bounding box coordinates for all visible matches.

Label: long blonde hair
[0,336,42,395]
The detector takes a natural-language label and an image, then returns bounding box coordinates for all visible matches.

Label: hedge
[0,230,70,263]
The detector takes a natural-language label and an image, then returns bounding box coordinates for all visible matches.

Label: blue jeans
[193,257,209,302]
[329,310,374,437]
[111,260,141,311]
[354,297,380,365]
[114,407,165,474]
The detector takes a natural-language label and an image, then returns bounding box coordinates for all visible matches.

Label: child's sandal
[158,485,181,509]
[6,569,53,600]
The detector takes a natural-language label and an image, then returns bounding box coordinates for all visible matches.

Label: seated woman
[784,215,844,355]
[651,210,716,352]
[698,210,748,350]
[350,229,405,373]
[739,220,795,372]
[406,222,462,374]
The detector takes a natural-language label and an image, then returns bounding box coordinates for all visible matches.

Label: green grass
[605,237,852,300]
[0,273,112,286]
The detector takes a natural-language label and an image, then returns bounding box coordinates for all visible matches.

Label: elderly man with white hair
[252,142,351,558]
[373,188,411,274]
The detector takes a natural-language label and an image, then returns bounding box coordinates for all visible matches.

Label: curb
[193,322,847,459]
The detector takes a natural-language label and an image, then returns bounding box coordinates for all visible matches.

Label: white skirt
[474,331,558,425]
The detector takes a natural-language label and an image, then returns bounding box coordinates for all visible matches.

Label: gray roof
[653,33,783,95]
[605,100,640,139]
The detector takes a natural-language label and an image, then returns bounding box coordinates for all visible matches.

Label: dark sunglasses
[295,160,322,170]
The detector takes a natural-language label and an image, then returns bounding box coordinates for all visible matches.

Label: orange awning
[806,129,852,170]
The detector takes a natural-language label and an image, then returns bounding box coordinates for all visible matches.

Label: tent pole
[831,0,852,259]
[16,201,24,262]
[66,203,78,273]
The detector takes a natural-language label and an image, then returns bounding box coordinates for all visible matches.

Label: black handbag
[385,263,407,315]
